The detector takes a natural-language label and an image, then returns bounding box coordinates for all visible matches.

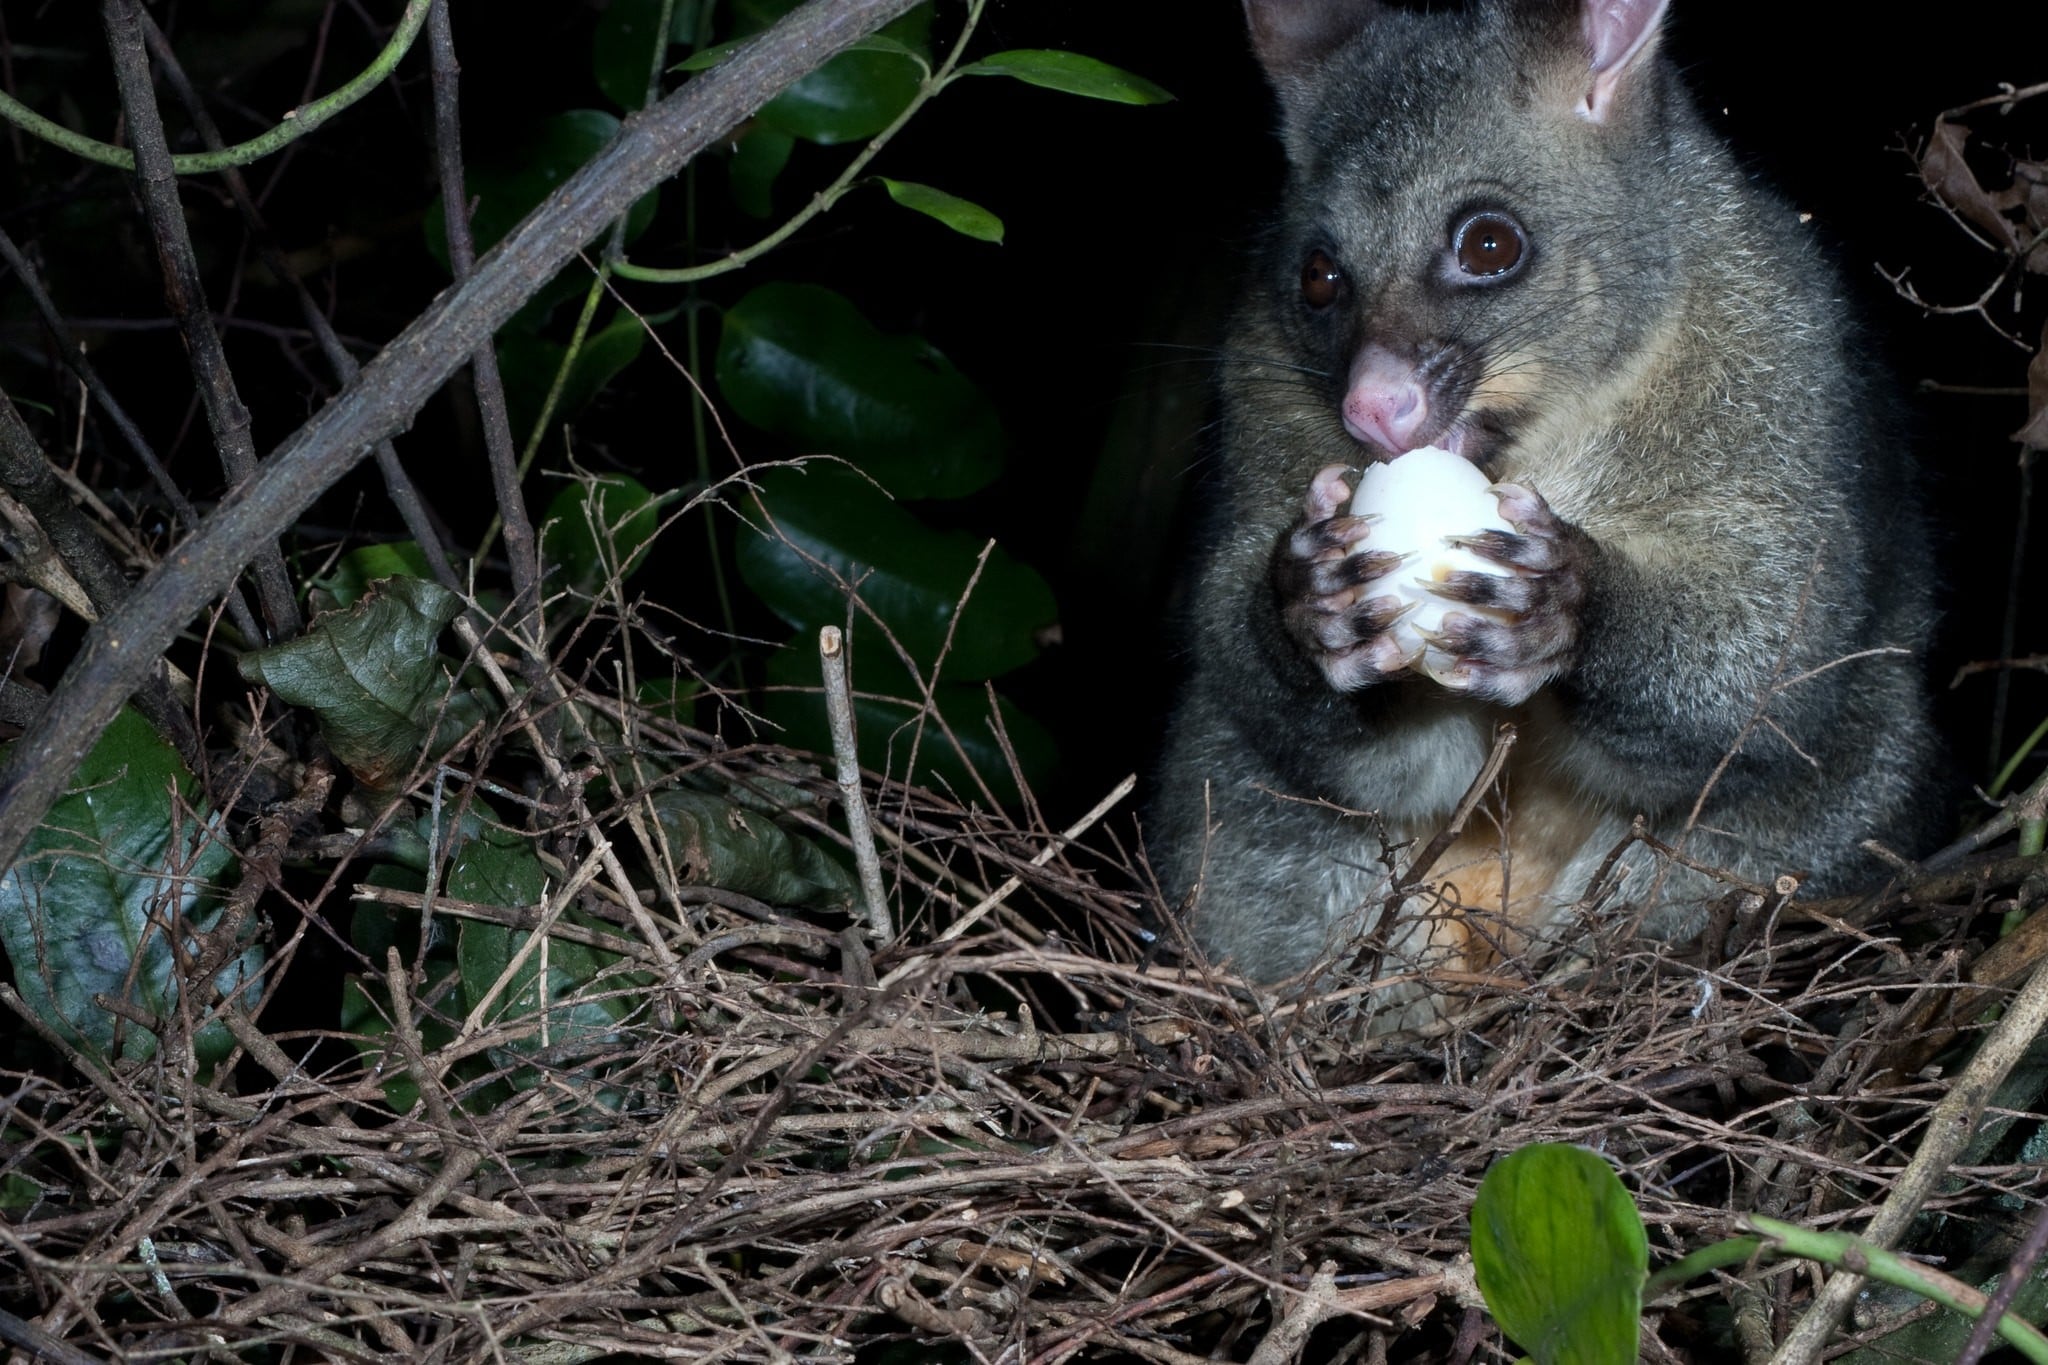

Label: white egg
[1346,446,1515,681]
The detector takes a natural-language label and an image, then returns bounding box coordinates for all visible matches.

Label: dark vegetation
[0,0,2044,1360]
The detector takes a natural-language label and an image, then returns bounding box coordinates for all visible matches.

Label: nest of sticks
[1,692,2043,1365]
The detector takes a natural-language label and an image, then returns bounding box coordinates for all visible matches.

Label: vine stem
[0,0,926,875]
[0,0,433,174]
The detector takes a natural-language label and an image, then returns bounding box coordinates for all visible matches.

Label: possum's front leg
[1433,482,1597,705]
[1270,463,1412,691]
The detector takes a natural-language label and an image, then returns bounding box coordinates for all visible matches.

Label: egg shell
[1346,446,1515,679]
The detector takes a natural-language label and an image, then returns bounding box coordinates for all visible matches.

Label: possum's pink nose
[1341,345,1431,456]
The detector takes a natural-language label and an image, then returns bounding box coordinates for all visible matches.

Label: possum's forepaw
[1271,463,1412,691]
[1429,481,1593,704]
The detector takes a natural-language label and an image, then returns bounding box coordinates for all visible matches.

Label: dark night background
[0,0,2043,817]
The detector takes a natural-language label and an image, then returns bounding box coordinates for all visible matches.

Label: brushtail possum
[1153,0,1944,996]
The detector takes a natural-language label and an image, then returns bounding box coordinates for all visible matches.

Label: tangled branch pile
[2,670,2041,1363]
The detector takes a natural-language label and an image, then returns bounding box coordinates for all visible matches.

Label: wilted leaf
[1471,1144,1648,1365]
[879,178,1004,243]
[2017,319,2048,451]
[239,577,484,787]
[1919,118,2020,251]
[0,707,256,1062]
[649,788,855,908]
[717,283,1002,499]
[736,462,1057,681]
[957,50,1173,105]
[542,473,661,594]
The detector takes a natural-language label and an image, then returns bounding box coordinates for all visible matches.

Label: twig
[876,773,1137,988]
[1766,951,2048,1365]
[426,1,542,640]
[820,626,891,941]
[0,0,926,876]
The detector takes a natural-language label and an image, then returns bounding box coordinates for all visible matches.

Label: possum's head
[1242,0,1697,468]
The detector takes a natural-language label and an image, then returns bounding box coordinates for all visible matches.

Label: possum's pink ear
[1578,0,1670,123]
[1242,0,1380,83]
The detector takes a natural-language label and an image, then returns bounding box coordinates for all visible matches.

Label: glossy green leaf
[450,815,635,1086]
[594,0,668,110]
[730,125,794,218]
[424,110,657,272]
[717,283,1002,499]
[1471,1144,1648,1365]
[318,541,434,609]
[762,641,1055,807]
[239,577,484,788]
[0,707,255,1062]
[736,462,1056,681]
[958,50,1173,105]
[495,308,646,449]
[649,788,855,909]
[738,0,930,144]
[542,473,661,594]
[878,178,1004,243]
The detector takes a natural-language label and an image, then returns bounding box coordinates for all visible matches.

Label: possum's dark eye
[1300,250,1345,309]
[1452,211,1526,279]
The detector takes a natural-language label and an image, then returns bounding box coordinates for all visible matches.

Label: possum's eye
[1452,211,1527,279]
[1299,251,1346,309]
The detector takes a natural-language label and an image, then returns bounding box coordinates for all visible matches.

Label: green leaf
[649,788,855,909]
[737,0,931,144]
[542,473,661,595]
[0,1174,42,1212]
[717,283,1002,499]
[672,38,741,73]
[957,50,1173,105]
[736,462,1057,681]
[1471,1144,1648,1365]
[424,110,657,272]
[594,0,669,110]
[878,178,1004,244]
[495,306,647,448]
[762,640,1054,807]
[317,541,434,609]
[0,707,255,1062]
[729,125,794,218]
[449,815,636,1087]
[239,577,484,788]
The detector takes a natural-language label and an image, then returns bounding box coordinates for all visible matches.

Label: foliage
[0,708,256,1063]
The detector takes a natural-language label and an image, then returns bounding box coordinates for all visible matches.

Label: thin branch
[100,0,301,641]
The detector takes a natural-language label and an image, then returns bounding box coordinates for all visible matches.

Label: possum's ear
[1242,0,1379,83]
[1576,0,1669,123]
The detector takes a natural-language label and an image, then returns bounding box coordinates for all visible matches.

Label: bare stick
[821,626,890,941]
[0,0,924,874]
[1767,951,2048,1365]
